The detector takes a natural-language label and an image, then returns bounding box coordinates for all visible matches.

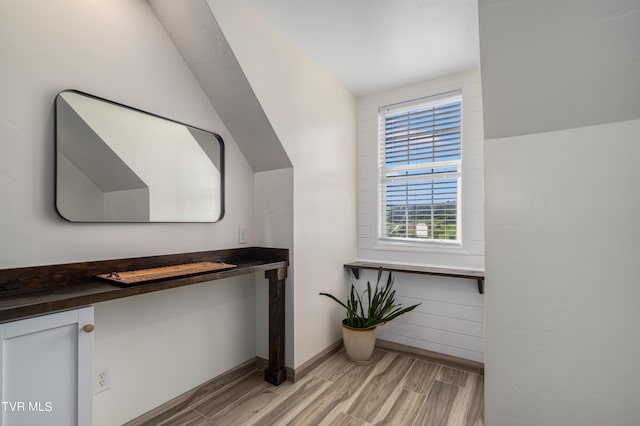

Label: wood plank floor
[127,349,484,425]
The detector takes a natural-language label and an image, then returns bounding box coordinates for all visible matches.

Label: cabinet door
[0,307,93,426]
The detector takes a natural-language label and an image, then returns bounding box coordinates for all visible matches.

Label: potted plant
[320,269,420,364]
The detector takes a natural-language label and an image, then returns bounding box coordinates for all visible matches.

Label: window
[378,91,462,243]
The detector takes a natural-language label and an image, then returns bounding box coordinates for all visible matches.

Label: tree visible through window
[379,91,462,242]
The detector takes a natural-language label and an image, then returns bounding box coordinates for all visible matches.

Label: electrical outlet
[238,227,248,244]
[94,366,111,394]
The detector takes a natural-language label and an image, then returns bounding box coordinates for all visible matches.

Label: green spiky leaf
[319,268,421,329]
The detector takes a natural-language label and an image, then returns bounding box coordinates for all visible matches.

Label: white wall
[355,70,485,362]
[254,169,294,362]
[485,120,640,425]
[353,269,483,362]
[209,0,358,368]
[94,277,255,426]
[480,0,640,424]
[0,1,257,424]
[479,0,640,139]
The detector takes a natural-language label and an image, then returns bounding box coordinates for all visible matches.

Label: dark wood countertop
[0,247,288,323]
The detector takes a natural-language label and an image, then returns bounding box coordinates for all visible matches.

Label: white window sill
[372,239,470,255]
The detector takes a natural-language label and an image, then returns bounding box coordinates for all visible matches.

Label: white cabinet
[0,307,94,426]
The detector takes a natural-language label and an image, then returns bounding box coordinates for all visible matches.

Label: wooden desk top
[0,247,288,323]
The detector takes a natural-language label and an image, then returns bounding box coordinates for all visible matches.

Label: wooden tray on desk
[96,261,237,286]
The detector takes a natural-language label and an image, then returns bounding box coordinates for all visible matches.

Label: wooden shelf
[0,247,289,385]
[0,247,288,322]
[344,261,485,294]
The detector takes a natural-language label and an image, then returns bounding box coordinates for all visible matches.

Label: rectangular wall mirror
[55,90,224,222]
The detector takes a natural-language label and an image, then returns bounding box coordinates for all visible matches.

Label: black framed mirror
[55,90,224,222]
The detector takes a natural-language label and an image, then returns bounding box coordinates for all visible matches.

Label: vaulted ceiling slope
[244,0,480,96]
[148,0,292,172]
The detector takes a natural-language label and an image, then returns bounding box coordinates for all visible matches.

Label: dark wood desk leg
[265,267,287,385]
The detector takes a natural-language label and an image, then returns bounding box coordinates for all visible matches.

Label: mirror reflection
[55,90,224,222]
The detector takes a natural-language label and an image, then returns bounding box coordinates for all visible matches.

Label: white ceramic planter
[342,319,377,364]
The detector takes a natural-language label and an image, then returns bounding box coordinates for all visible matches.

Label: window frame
[377,90,464,246]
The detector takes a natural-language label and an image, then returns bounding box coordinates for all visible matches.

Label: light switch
[238,227,248,244]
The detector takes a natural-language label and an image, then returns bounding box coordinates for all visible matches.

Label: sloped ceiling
[148,0,292,172]
[244,0,480,96]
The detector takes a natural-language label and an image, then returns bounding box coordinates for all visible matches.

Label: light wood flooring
[126,348,484,425]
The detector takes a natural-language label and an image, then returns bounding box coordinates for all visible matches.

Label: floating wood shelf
[344,261,485,294]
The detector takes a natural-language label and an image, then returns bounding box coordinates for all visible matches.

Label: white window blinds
[379,91,462,242]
